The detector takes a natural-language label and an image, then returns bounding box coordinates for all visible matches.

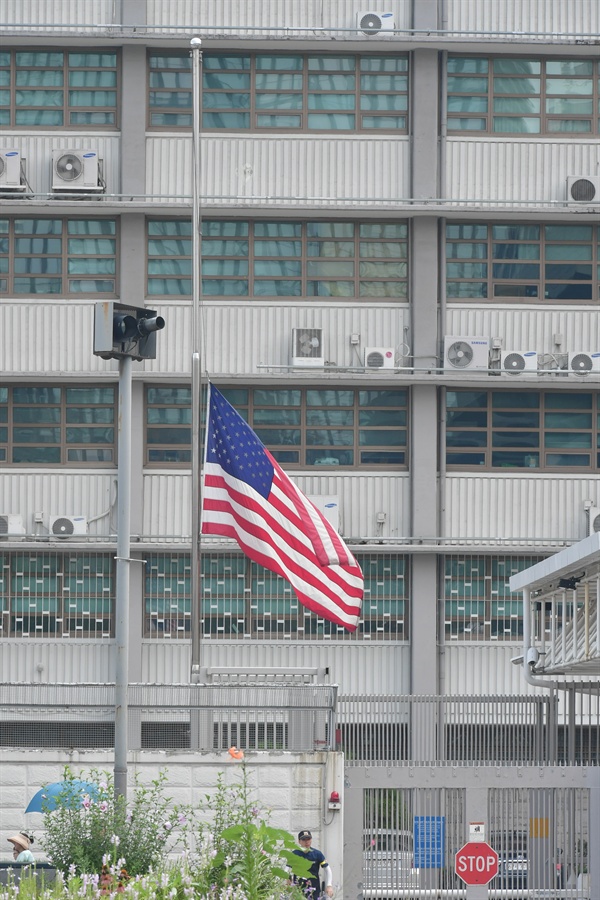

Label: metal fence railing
[0,682,336,753]
[1,684,598,764]
[337,689,600,766]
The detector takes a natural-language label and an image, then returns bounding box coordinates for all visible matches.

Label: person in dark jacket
[293,830,334,898]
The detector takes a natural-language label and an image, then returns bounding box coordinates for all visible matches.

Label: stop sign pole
[455,841,499,899]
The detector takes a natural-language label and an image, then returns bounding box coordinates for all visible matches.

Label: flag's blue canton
[206,387,274,499]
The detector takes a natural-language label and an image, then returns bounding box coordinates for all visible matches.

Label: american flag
[201,384,363,631]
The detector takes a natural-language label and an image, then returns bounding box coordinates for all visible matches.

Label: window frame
[147,50,409,134]
[0,217,119,298]
[0,384,117,467]
[445,221,600,304]
[146,217,409,300]
[445,389,600,472]
[145,384,409,470]
[0,48,120,130]
[447,54,600,136]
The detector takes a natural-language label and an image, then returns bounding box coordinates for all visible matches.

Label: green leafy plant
[41,766,186,876]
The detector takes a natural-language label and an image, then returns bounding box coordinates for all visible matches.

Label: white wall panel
[142,640,410,694]
[446,139,600,204]
[147,136,410,207]
[144,301,408,376]
[446,307,600,357]
[145,0,412,34]
[142,473,409,540]
[0,135,120,196]
[446,0,599,37]
[0,0,115,27]
[445,474,599,545]
[0,472,117,535]
[442,643,541,696]
[0,641,114,683]
[0,303,117,376]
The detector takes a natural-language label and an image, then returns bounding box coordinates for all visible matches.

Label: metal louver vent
[0,516,8,536]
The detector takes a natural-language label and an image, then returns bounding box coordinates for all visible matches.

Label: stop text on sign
[455,842,499,885]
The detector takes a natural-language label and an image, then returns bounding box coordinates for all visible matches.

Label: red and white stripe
[202,459,363,632]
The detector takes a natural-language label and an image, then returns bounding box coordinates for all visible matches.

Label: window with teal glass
[145,385,407,468]
[446,390,599,470]
[0,218,117,296]
[448,55,599,135]
[0,551,113,638]
[1,384,115,466]
[443,555,539,640]
[144,552,409,640]
[148,51,408,132]
[446,222,599,303]
[0,50,118,128]
[147,219,408,299]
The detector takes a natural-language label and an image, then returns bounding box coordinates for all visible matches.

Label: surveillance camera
[526,647,539,668]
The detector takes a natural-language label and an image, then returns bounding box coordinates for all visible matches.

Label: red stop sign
[455,841,499,885]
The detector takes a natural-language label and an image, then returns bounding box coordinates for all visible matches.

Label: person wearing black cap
[293,830,334,898]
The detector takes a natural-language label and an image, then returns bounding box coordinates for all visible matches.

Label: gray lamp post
[94,302,165,799]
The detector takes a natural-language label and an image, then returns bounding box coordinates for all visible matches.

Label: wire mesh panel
[0,550,114,638]
[144,551,409,640]
[442,554,543,641]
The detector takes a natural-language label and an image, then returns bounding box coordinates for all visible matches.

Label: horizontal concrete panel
[147,135,410,207]
[143,301,409,376]
[0,640,114,683]
[0,0,115,26]
[0,135,120,196]
[444,474,598,545]
[442,643,537,696]
[145,0,412,35]
[447,139,600,204]
[142,640,410,694]
[0,303,117,375]
[446,307,600,360]
[142,472,410,541]
[446,0,600,37]
[0,471,117,536]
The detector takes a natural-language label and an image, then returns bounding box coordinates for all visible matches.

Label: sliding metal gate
[343,767,595,899]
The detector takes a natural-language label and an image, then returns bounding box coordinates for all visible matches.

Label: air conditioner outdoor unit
[291,328,324,367]
[49,515,88,538]
[444,336,490,371]
[0,149,25,191]
[0,514,26,540]
[588,506,600,537]
[567,176,600,205]
[501,350,538,374]
[307,495,340,533]
[568,351,600,375]
[356,11,395,34]
[365,347,395,369]
[52,149,104,193]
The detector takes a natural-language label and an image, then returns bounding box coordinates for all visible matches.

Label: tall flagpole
[190,37,202,681]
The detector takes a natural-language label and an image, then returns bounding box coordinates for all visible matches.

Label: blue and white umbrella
[25,780,99,814]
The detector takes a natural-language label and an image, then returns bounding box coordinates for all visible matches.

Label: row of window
[0,551,536,641]
[3,218,600,302]
[4,49,599,135]
[1,385,598,471]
